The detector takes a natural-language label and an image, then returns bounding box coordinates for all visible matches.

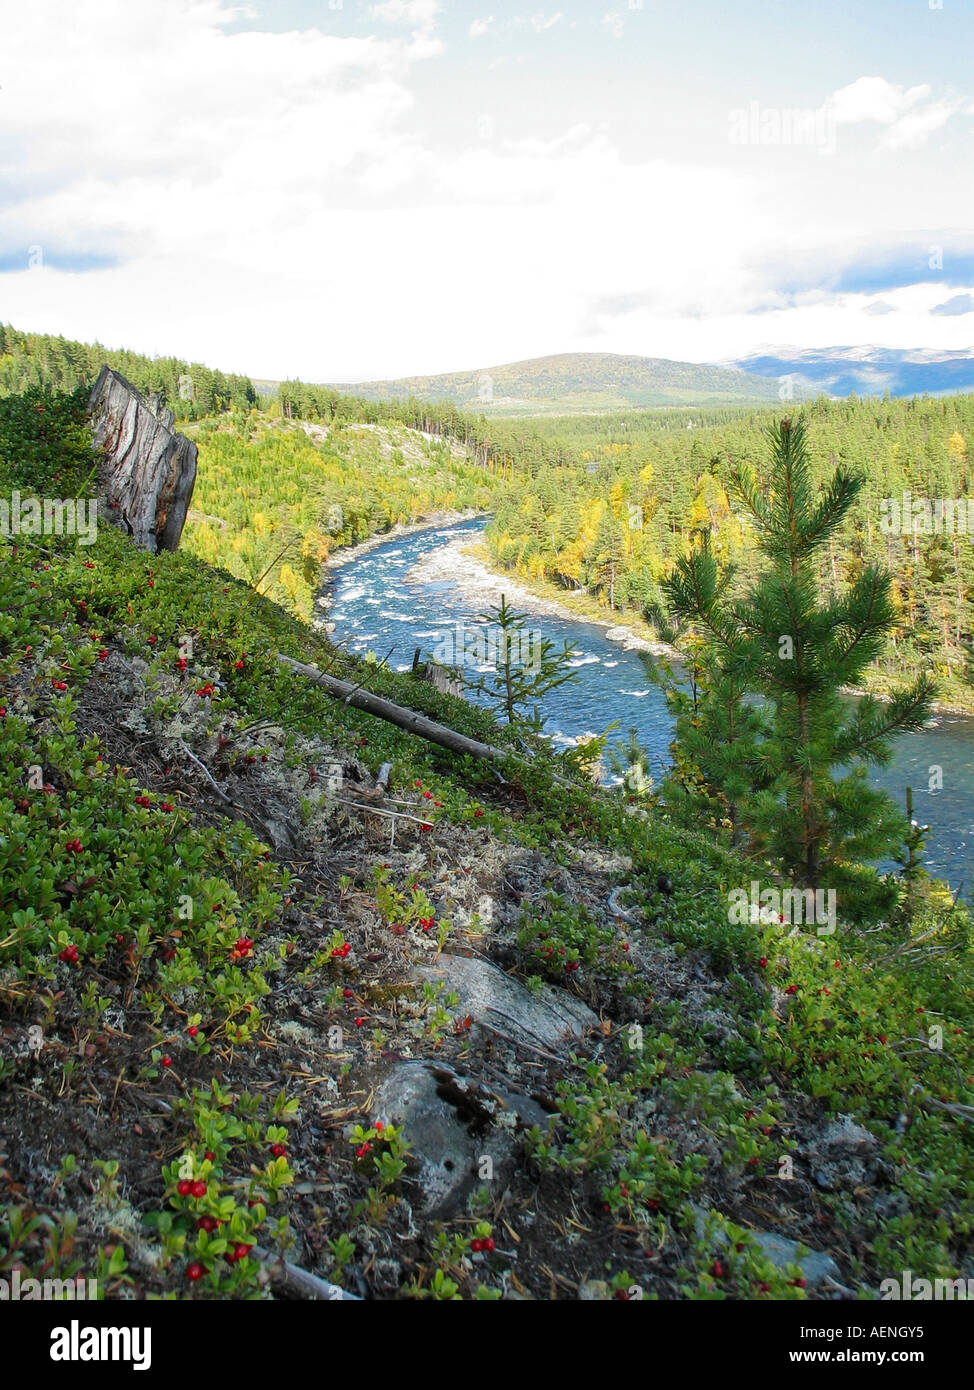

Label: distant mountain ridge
[733,347,974,399]
[323,351,788,415]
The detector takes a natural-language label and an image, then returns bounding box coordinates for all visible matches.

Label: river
[322,516,974,895]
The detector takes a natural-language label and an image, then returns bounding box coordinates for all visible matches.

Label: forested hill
[5,322,973,709]
[482,392,974,710]
[318,351,791,415]
[0,323,257,418]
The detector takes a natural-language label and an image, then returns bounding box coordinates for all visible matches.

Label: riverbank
[405,534,680,661]
[314,509,485,626]
[319,516,974,717]
[326,509,483,573]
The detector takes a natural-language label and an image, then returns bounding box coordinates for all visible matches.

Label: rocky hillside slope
[1,386,971,1301]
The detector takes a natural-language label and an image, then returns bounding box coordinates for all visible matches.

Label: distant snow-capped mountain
[732,347,974,399]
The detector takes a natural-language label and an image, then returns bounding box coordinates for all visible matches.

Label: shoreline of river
[319,516,973,718]
[404,535,681,661]
[325,509,482,573]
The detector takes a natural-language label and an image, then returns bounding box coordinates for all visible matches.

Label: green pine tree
[663,415,937,915]
[467,594,579,728]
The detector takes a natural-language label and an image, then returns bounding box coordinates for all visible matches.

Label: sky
[1,0,973,382]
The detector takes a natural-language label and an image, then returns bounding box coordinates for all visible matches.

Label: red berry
[470,1239,483,1253]
[354,1017,365,1027]
[204,1151,215,1161]
[711,1260,724,1278]
[234,1243,252,1261]
[188,1025,198,1037]
[270,1143,287,1158]
[161,1056,172,1068]
[177,1180,192,1196]
[483,1237,495,1252]
[186,1262,204,1282]
[191,1180,207,1199]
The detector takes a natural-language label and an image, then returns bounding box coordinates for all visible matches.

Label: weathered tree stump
[410,646,465,699]
[87,366,198,551]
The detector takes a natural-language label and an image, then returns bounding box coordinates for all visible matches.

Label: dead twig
[252,1246,361,1300]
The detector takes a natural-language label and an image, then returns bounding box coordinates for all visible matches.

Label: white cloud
[469,16,493,38]
[370,0,440,29]
[530,11,563,32]
[878,101,958,151]
[830,77,930,127]
[602,10,625,39]
[2,7,973,380]
[828,76,965,150]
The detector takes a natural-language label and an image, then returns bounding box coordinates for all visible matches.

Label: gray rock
[578,1280,611,1301]
[749,1231,840,1287]
[371,1060,551,1218]
[412,953,598,1054]
[805,1114,881,1191]
[88,366,197,552]
[691,1204,840,1288]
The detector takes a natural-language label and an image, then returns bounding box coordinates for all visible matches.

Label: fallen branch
[253,1246,360,1301]
[607,886,640,926]
[176,740,280,846]
[337,799,433,827]
[917,1093,974,1125]
[178,740,233,806]
[278,654,513,765]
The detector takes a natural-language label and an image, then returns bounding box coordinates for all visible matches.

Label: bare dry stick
[607,886,640,926]
[253,1246,360,1301]
[177,740,279,844]
[278,653,512,764]
[178,740,233,806]
[917,1093,974,1125]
